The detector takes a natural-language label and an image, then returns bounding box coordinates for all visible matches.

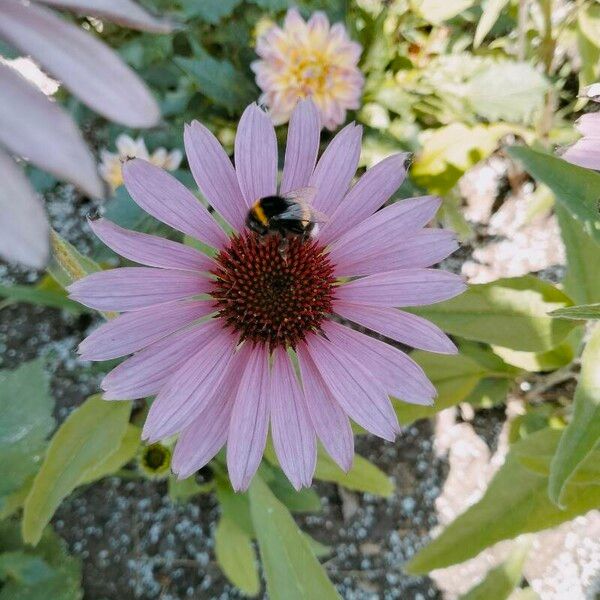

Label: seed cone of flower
[69,100,465,492]
[252,8,364,130]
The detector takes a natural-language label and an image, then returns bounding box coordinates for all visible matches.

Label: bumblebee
[246,187,327,239]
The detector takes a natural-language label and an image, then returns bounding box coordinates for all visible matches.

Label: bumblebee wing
[278,187,329,223]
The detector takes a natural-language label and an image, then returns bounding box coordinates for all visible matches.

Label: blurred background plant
[1,0,599,598]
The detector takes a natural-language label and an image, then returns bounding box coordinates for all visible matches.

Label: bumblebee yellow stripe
[252,201,269,226]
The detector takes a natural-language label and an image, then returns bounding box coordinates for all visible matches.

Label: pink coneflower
[69,100,464,491]
[562,84,600,170]
[252,8,364,130]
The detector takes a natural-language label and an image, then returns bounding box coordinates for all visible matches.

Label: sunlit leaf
[405,429,600,573]
[410,0,473,24]
[458,542,529,600]
[22,395,131,545]
[0,360,54,501]
[249,475,340,600]
[548,325,600,505]
[474,0,510,48]
[215,516,260,596]
[508,147,600,245]
[410,276,576,352]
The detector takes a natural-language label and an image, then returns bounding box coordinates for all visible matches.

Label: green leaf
[77,424,140,486]
[48,228,101,288]
[548,325,600,505]
[168,476,213,503]
[556,205,600,305]
[175,52,257,114]
[22,395,131,545]
[410,0,473,24]
[492,341,576,372]
[0,360,54,500]
[466,63,547,123]
[0,522,82,600]
[0,284,85,314]
[464,378,510,409]
[508,147,600,245]
[405,429,600,574]
[314,450,393,497]
[182,0,243,23]
[458,543,529,600]
[409,276,576,352]
[473,0,510,48]
[549,304,600,320]
[394,352,490,424]
[215,516,260,596]
[260,463,321,512]
[0,552,55,585]
[215,475,254,538]
[578,3,600,48]
[249,475,340,600]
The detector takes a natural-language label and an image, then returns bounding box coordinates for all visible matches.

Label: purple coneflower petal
[0,63,103,199]
[122,159,227,249]
[0,148,49,268]
[171,345,252,480]
[280,99,321,195]
[227,345,271,492]
[309,123,362,215]
[335,302,457,354]
[0,0,159,127]
[102,321,219,400]
[235,104,277,206]
[89,218,215,273]
[336,268,466,308]
[328,196,441,265]
[576,112,600,137]
[304,332,400,441]
[562,137,600,170]
[322,321,436,405]
[319,153,409,244]
[143,330,238,441]
[184,121,247,232]
[78,300,213,361]
[34,0,175,33]
[335,229,458,276]
[68,267,210,312]
[270,348,317,490]
[296,345,354,471]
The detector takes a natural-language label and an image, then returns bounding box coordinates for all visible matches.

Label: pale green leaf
[215,475,254,538]
[549,325,600,505]
[410,276,576,352]
[474,0,510,48]
[556,205,600,305]
[492,341,575,372]
[168,476,213,503]
[77,424,140,486]
[458,543,529,600]
[215,516,260,596]
[48,228,101,288]
[22,395,131,545]
[466,63,547,123]
[314,449,393,497]
[578,4,600,48]
[249,475,340,600]
[405,429,600,573]
[260,463,322,512]
[0,283,85,314]
[0,360,54,499]
[550,304,600,320]
[508,147,600,245]
[394,352,491,424]
[410,0,473,24]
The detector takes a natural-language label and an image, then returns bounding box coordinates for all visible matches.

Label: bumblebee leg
[278,235,289,262]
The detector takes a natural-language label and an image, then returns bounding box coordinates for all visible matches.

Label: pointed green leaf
[405,429,600,574]
[314,449,393,497]
[409,276,576,352]
[215,516,260,596]
[474,0,510,47]
[508,147,600,245]
[458,543,529,600]
[249,475,340,600]
[0,283,85,313]
[549,325,600,505]
[549,304,600,320]
[22,395,131,545]
[48,228,101,288]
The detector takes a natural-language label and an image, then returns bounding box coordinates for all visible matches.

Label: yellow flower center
[290,53,331,94]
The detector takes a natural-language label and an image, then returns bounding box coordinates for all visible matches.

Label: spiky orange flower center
[211,233,336,349]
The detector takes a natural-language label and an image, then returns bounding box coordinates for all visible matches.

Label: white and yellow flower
[252,9,364,130]
[99,134,182,192]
